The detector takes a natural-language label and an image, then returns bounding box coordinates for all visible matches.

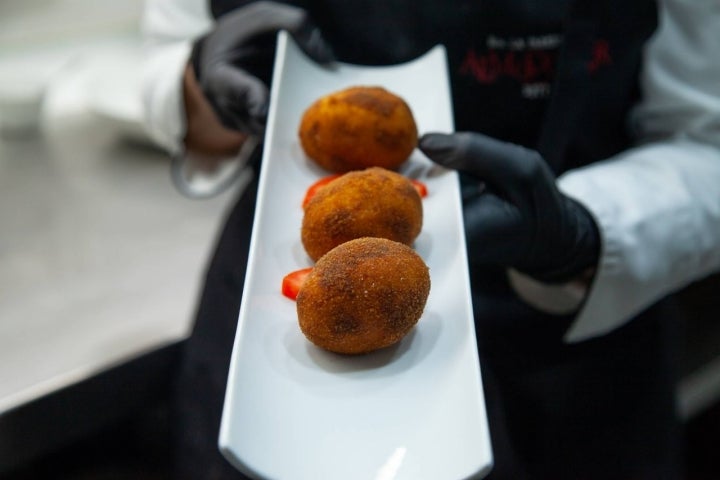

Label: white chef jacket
[140,0,720,343]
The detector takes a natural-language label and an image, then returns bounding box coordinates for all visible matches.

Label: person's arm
[509,0,720,342]
[142,0,333,159]
[141,0,213,154]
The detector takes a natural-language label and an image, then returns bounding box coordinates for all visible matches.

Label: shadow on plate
[288,311,442,377]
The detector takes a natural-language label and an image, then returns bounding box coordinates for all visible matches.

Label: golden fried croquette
[296,237,431,354]
[301,167,422,261]
[298,86,418,172]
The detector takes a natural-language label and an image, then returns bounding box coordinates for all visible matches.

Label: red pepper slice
[410,179,428,198]
[281,267,313,300]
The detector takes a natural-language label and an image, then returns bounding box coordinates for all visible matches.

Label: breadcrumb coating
[301,167,423,261]
[296,237,431,354]
[298,86,418,172]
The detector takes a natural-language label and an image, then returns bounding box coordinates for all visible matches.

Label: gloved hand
[419,132,600,283]
[191,1,334,135]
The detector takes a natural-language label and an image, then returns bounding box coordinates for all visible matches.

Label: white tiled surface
[0,2,242,413]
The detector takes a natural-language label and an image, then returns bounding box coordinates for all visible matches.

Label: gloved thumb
[420,132,540,178]
[418,132,470,171]
[419,131,555,207]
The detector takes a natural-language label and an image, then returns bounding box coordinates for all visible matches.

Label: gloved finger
[215,2,334,64]
[206,63,269,134]
[213,2,304,45]
[463,193,530,265]
[291,21,336,64]
[419,132,556,209]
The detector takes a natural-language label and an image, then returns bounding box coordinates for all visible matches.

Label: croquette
[298,86,418,172]
[301,167,423,261]
[296,237,431,354]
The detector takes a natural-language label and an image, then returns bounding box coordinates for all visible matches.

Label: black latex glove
[419,132,600,283]
[191,1,334,135]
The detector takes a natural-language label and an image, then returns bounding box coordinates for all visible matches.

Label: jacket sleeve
[140,0,213,153]
[510,0,720,342]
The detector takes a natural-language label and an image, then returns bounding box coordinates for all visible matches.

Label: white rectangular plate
[220,31,493,480]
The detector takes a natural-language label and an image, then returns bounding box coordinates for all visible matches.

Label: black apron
[172,1,683,478]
